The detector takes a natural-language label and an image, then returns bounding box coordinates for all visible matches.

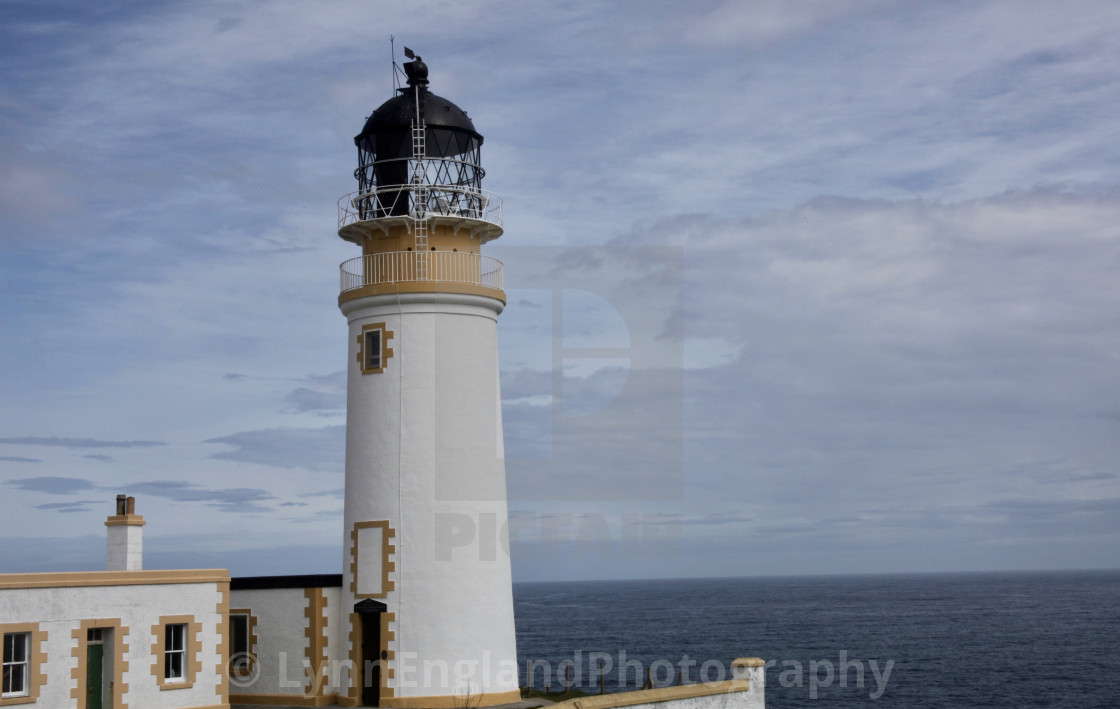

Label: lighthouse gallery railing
[339,251,503,294]
[338,186,503,230]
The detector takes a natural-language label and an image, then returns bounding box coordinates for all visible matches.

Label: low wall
[551,658,765,709]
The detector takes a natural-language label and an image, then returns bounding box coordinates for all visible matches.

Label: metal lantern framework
[352,57,488,223]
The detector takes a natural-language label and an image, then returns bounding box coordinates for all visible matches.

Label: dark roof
[357,87,479,142]
[354,58,480,147]
[231,574,342,590]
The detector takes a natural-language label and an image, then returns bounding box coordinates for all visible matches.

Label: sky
[1,0,1118,582]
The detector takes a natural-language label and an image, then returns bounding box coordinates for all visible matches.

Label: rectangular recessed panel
[356,525,384,597]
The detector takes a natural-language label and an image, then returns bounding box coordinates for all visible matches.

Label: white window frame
[164,624,186,683]
[2,632,29,698]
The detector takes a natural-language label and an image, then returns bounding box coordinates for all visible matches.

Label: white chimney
[105,494,145,571]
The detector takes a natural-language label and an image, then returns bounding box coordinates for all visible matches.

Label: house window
[357,322,394,375]
[165,624,186,682]
[2,633,28,698]
[229,611,254,674]
[151,615,198,690]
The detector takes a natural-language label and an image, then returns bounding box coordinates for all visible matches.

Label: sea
[512,570,1119,708]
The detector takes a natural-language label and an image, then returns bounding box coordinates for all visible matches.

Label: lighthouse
[336,53,519,707]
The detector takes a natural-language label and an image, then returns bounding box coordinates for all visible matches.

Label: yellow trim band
[0,569,229,590]
[339,281,506,306]
[104,514,146,527]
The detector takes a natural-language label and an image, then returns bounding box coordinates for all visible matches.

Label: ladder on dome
[411,120,428,281]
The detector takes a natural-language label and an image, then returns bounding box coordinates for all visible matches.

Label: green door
[86,643,103,709]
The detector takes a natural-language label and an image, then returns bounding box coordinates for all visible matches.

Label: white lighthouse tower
[336,53,519,707]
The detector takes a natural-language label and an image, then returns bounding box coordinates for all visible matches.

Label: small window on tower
[366,329,381,369]
[358,322,394,375]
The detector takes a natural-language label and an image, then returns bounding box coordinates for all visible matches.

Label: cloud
[0,456,41,463]
[0,437,166,449]
[500,369,552,403]
[283,372,346,414]
[81,454,113,463]
[981,497,1120,535]
[285,388,341,412]
[671,0,898,48]
[6,476,97,495]
[507,367,685,502]
[0,144,81,231]
[205,425,345,472]
[124,481,275,514]
[678,514,754,526]
[33,500,103,513]
[144,542,342,577]
[302,489,345,499]
[0,535,106,572]
[0,533,343,576]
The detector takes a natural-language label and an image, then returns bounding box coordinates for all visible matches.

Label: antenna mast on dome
[390,35,400,92]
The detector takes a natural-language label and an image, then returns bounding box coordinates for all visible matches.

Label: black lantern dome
[353,56,486,219]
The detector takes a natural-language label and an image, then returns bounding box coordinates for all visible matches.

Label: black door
[361,614,381,707]
[355,600,387,708]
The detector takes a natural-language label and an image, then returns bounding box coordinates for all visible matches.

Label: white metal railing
[338,186,503,231]
[340,251,504,294]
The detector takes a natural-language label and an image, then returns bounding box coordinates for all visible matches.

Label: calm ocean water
[513,570,1119,708]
